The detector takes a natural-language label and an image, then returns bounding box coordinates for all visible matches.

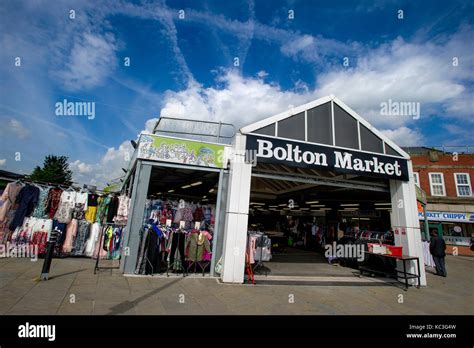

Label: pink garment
[62,219,78,253]
[0,183,23,222]
[201,230,212,241]
[202,250,212,261]
[93,228,108,259]
[247,235,257,264]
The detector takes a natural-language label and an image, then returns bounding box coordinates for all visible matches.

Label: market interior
[247,162,397,278]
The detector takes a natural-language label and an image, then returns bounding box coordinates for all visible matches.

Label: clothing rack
[94,222,126,274]
[15,177,108,194]
[250,232,271,276]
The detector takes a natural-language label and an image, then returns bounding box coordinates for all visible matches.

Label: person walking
[429,229,447,277]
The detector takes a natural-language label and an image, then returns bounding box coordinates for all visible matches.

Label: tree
[29,155,73,185]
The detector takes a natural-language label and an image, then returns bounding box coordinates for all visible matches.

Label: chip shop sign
[418,211,474,223]
[246,135,409,181]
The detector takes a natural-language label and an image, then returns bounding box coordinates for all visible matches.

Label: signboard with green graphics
[137,134,227,168]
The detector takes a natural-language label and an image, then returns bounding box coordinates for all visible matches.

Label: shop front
[121,95,427,287]
[418,207,474,256]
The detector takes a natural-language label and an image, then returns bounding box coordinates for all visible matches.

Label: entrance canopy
[241,95,410,182]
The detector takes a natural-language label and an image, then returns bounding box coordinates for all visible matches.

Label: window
[454,173,472,197]
[429,173,445,196]
[253,123,275,136]
[277,112,305,141]
[360,124,383,154]
[334,104,358,149]
[413,172,420,187]
[307,102,332,145]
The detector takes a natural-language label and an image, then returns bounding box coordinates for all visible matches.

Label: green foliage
[29,155,72,185]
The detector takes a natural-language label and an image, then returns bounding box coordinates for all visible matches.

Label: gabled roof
[240,95,409,159]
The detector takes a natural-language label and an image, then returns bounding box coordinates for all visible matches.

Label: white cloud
[0,159,6,166]
[159,70,315,130]
[256,70,269,79]
[5,118,31,139]
[70,141,134,188]
[70,160,93,174]
[380,127,424,146]
[54,32,118,91]
[145,118,159,133]
[314,28,473,127]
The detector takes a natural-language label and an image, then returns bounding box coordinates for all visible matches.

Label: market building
[404,147,474,256]
[120,95,427,286]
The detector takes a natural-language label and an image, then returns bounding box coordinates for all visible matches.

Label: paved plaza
[0,255,472,315]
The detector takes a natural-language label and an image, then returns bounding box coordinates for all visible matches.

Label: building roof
[240,95,409,159]
[0,169,25,181]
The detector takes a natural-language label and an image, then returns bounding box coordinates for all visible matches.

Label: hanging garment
[85,206,97,223]
[193,207,204,221]
[46,188,63,219]
[110,227,123,260]
[145,227,161,274]
[0,182,23,222]
[93,226,108,259]
[87,193,98,207]
[84,222,100,257]
[54,191,76,224]
[71,220,91,256]
[106,196,120,223]
[96,196,110,224]
[75,192,89,211]
[31,187,49,218]
[30,230,49,255]
[62,218,78,253]
[115,195,130,223]
[85,193,99,223]
[169,231,186,270]
[72,203,86,220]
[247,235,258,264]
[9,185,40,231]
[203,207,212,224]
[186,232,211,262]
[102,225,114,252]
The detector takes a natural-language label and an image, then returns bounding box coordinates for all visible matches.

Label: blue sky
[0,0,473,187]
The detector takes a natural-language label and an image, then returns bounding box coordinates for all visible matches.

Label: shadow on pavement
[106,277,183,315]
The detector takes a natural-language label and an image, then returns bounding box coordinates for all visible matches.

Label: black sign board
[245,134,409,181]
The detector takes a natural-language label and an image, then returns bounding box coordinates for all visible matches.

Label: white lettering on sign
[333,152,402,176]
[253,138,406,179]
[418,211,473,223]
[256,139,328,166]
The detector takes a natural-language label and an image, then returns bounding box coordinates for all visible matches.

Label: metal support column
[121,161,152,274]
[210,168,224,276]
[423,203,430,241]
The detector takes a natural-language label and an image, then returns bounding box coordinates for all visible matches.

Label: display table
[359,252,421,290]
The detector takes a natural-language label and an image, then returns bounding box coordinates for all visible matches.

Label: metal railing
[152,117,236,144]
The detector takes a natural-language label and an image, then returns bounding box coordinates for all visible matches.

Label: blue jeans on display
[433,255,447,277]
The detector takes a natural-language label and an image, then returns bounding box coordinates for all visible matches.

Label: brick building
[404,147,474,255]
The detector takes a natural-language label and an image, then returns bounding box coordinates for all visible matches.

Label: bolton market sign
[246,135,409,181]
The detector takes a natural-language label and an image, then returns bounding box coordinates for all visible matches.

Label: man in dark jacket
[429,229,447,277]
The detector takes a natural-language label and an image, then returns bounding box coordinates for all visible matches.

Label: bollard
[40,228,62,281]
